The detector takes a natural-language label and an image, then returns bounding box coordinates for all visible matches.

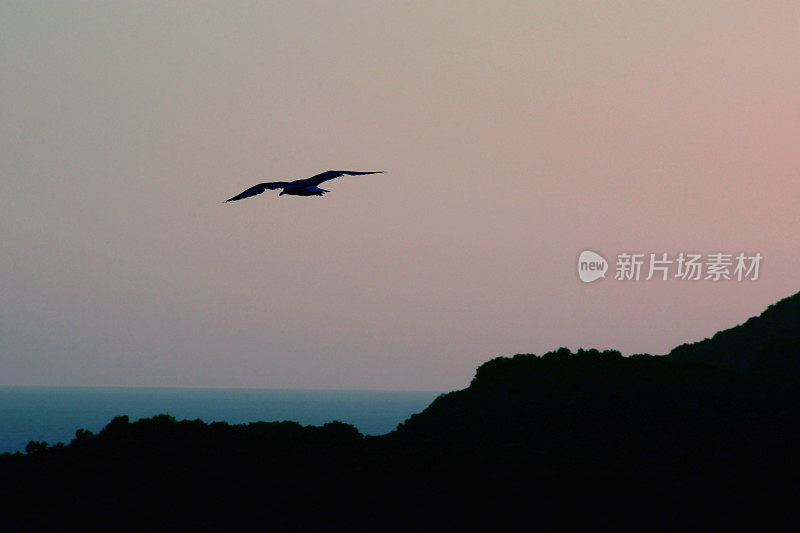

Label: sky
[1,2,798,391]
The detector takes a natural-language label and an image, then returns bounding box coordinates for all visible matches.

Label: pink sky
[1,2,798,390]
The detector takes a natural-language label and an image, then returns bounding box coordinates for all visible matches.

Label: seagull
[224,170,385,202]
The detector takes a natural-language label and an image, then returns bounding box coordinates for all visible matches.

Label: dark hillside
[667,290,800,371]
[2,292,799,530]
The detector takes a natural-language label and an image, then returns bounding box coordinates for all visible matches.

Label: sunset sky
[2,2,798,390]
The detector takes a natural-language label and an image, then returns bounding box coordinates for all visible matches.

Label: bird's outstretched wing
[303,170,384,186]
[224,182,289,202]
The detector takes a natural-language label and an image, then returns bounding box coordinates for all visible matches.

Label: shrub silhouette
[1,291,799,530]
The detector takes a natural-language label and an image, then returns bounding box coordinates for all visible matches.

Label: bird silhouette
[225,170,384,202]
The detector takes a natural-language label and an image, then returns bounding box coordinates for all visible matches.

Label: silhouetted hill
[667,290,800,372]
[2,291,799,530]
[392,348,798,486]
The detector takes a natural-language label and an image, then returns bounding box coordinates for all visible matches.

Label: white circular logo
[578,250,608,283]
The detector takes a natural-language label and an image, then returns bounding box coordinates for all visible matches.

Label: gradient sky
[2,2,798,390]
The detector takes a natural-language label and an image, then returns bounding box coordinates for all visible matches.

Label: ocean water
[0,387,441,454]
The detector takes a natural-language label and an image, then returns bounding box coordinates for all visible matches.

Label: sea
[0,387,442,454]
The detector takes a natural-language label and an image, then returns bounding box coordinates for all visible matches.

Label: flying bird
[224,170,384,202]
